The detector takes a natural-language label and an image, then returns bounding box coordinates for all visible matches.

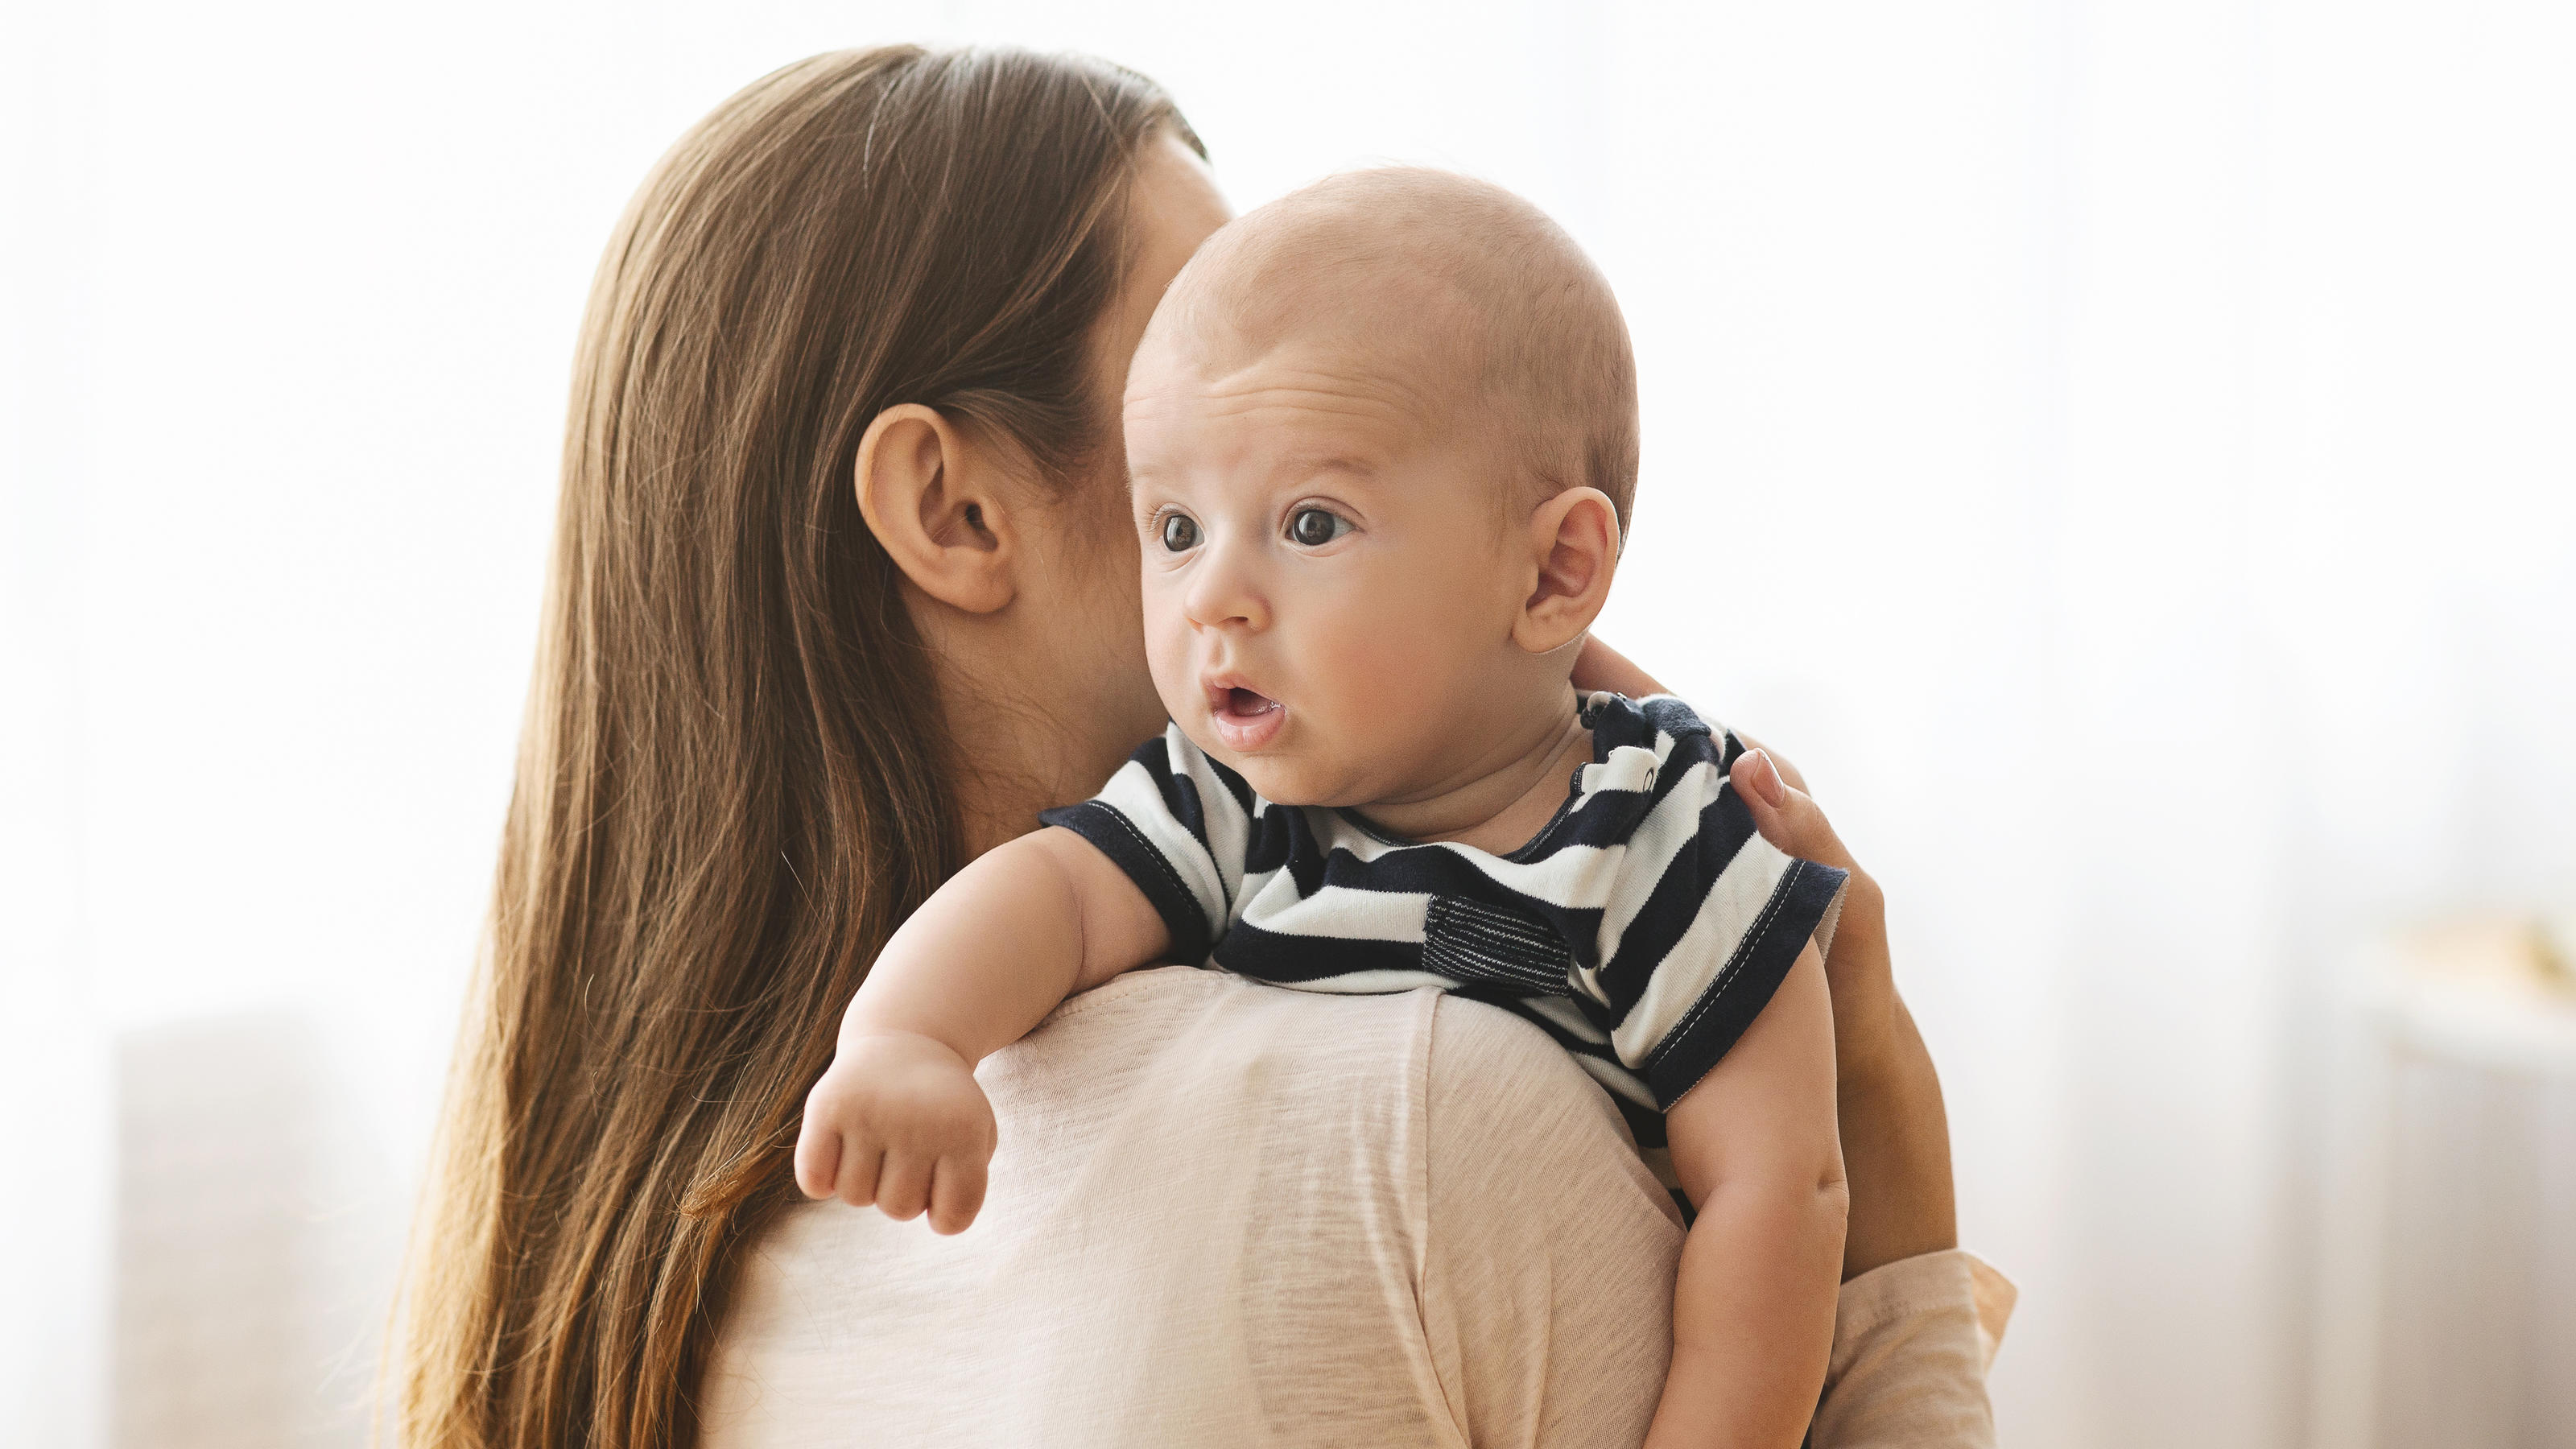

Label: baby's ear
[1513,486,1620,655]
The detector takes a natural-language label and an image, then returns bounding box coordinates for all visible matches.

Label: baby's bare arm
[840,827,1170,1056]
[1646,943,1848,1449]
[792,828,1170,1232]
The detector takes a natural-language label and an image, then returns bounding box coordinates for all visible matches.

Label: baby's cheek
[1139,593,1198,720]
[1306,586,1451,729]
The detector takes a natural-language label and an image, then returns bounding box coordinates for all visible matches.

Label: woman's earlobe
[855,405,1017,615]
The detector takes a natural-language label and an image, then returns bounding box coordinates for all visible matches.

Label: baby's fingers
[836,1141,885,1210]
[874,1150,934,1223]
[926,1154,989,1236]
[792,1118,840,1201]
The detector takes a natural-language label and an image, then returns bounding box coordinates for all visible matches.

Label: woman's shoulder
[704,972,1468,1447]
[1417,991,1684,1240]
[989,965,1443,1117]
[1412,993,1685,1447]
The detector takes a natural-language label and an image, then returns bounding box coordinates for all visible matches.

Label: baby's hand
[793,1031,997,1235]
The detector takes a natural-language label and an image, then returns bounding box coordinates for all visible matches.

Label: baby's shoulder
[1576,690,1740,766]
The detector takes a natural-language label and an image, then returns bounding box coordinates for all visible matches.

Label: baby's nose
[1182,545,1271,631]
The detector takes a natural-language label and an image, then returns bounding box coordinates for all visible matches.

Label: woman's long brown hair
[390,47,1195,1448]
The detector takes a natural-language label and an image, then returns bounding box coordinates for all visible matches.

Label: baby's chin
[1230,758,1346,810]
[1179,719,1356,809]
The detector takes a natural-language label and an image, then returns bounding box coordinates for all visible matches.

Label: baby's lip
[1203,674,1286,751]
[1203,672,1270,707]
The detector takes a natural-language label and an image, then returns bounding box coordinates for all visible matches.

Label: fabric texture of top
[1040,691,1852,1145]
[699,966,2011,1448]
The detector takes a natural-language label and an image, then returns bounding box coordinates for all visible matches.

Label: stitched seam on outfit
[1096,805,1211,946]
[1645,859,1798,1075]
[1046,964,1234,1026]
[1832,1275,1963,1338]
[1835,1298,1936,1337]
[1409,989,1437,1300]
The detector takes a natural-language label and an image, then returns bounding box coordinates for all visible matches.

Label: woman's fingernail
[1750,749,1788,807]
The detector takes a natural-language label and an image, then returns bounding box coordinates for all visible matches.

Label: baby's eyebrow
[1272,452,1378,483]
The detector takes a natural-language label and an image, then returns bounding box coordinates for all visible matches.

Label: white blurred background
[6,2,2573,1445]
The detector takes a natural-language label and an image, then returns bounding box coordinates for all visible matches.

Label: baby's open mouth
[1219,686,1278,719]
[1206,682,1286,751]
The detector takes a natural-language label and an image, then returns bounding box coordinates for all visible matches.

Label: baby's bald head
[1140,167,1638,532]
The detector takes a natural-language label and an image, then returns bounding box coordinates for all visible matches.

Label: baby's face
[1122,323,1546,807]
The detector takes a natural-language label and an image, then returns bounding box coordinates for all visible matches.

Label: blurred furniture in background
[2311,921,2576,1448]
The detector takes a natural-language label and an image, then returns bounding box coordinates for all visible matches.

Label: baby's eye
[1159,512,1201,552]
[1286,507,1352,547]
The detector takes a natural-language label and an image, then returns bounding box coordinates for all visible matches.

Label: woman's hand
[1571,634,1958,1280]
[1728,745,1897,1088]
[1568,634,1665,701]
[1730,745,1955,1279]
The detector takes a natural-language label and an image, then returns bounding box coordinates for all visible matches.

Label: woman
[392,45,2006,1448]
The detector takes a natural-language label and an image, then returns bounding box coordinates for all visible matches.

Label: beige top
[701,966,2013,1448]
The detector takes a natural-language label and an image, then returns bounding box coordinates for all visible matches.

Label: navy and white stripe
[1040,692,1848,1141]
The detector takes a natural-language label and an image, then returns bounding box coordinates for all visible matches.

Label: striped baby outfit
[1038,691,1849,1161]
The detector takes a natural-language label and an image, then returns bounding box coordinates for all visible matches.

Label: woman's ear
[854,404,1018,615]
[1512,486,1620,655]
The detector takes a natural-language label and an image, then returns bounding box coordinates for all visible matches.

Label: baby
[795,168,1851,1448]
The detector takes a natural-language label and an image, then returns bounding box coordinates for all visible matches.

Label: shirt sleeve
[1811,1249,2017,1449]
[1036,724,1258,965]
[1593,704,1852,1109]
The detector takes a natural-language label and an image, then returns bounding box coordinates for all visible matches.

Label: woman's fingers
[1567,635,1667,699]
[1721,739,1958,1279]
[1728,746,1879,968]
[1730,747,1900,1080]
[1730,748,1852,874]
[927,1156,989,1236]
[1731,729,1810,799]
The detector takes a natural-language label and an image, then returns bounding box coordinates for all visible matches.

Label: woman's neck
[925,620,1154,862]
[941,696,1096,862]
